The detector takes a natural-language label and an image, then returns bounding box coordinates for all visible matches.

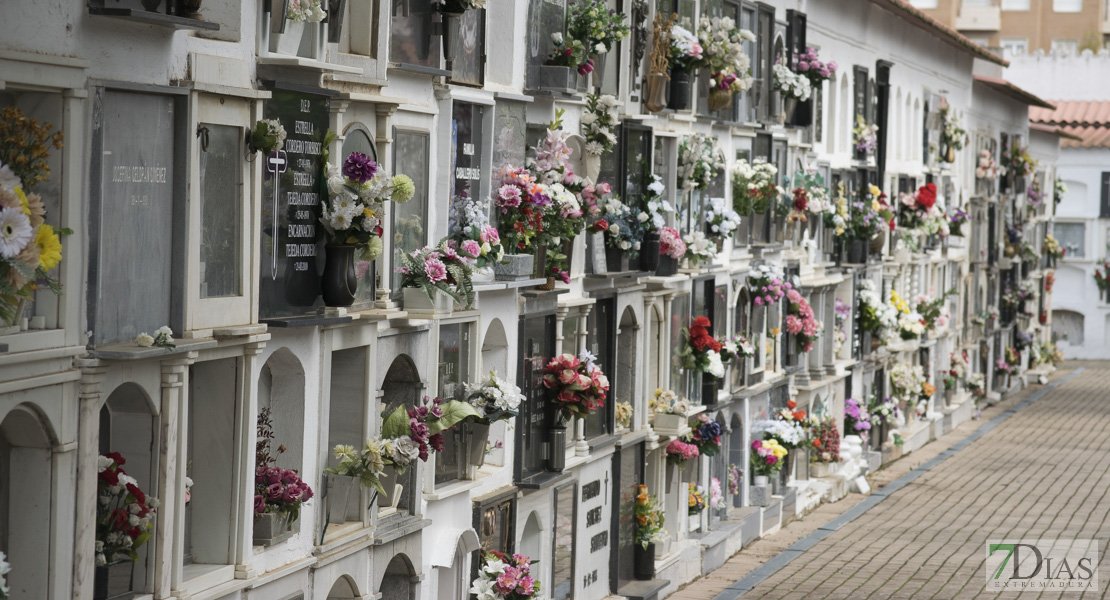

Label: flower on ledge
[136,326,175,349]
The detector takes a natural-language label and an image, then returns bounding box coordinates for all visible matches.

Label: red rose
[593,219,609,232]
[916,183,937,210]
[692,316,711,328]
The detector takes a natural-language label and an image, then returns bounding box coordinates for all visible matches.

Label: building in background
[910,0,1110,54]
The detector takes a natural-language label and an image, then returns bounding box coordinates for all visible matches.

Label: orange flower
[793,410,807,421]
[637,515,648,526]
[923,382,936,396]
[813,438,822,448]
[637,493,648,504]
[787,400,797,409]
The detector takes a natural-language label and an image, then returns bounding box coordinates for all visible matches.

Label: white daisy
[0,207,32,259]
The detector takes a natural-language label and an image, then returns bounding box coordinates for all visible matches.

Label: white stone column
[160,353,194,599]
[234,342,267,579]
[73,358,109,600]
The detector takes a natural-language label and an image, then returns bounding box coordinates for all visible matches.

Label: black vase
[441,12,463,64]
[640,232,661,272]
[656,254,678,276]
[547,425,567,472]
[846,240,868,264]
[702,375,719,406]
[668,69,692,110]
[94,560,134,600]
[321,244,358,307]
[605,245,629,272]
[634,543,656,580]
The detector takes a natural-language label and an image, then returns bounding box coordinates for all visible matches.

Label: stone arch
[519,510,543,560]
[381,355,422,512]
[258,347,307,471]
[615,306,639,424]
[379,553,418,600]
[0,403,56,596]
[327,574,361,599]
[482,318,509,378]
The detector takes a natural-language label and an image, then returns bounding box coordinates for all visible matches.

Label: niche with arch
[257,348,307,472]
[326,575,361,599]
[481,319,509,466]
[380,355,422,514]
[614,307,638,430]
[0,405,55,597]
[341,123,380,306]
[379,553,417,600]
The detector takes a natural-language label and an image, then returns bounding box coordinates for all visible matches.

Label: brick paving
[677,362,1110,600]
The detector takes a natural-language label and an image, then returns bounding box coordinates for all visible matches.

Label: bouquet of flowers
[643,175,673,233]
[496,167,548,252]
[810,418,840,463]
[0,108,69,327]
[946,350,969,390]
[287,0,326,22]
[853,115,879,154]
[682,231,717,266]
[688,485,708,515]
[97,453,158,566]
[898,183,941,230]
[1001,283,1034,311]
[949,207,969,237]
[542,352,610,421]
[324,152,415,259]
[690,414,723,457]
[975,149,1001,180]
[869,395,904,428]
[1005,346,1021,368]
[1095,259,1110,295]
[897,311,926,340]
[1014,328,1033,351]
[719,333,755,362]
[939,105,966,155]
[773,62,812,101]
[845,196,886,242]
[1027,177,1043,207]
[582,94,620,156]
[844,397,871,434]
[705,196,742,239]
[695,17,755,89]
[731,159,781,215]
[375,395,479,483]
[254,410,313,523]
[529,121,588,282]
[890,363,925,406]
[668,24,704,72]
[658,226,687,260]
[465,371,525,423]
[549,0,629,75]
[1044,234,1065,261]
[469,551,541,600]
[747,264,787,306]
[1054,178,1068,205]
[435,0,487,13]
[666,438,700,465]
[615,401,633,429]
[248,119,287,154]
[633,485,667,549]
[750,438,787,477]
[678,133,724,192]
[398,239,478,308]
[966,373,986,403]
[450,194,506,269]
[1045,271,1056,293]
[592,195,646,257]
[793,46,836,84]
[1006,141,1036,178]
[678,316,725,378]
[753,417,806,450]
[826,182,850,235]
[996,357,1015,378]
[858,280,887,334]
[789,168,831,219]
[833,298,849,353]
[784,288,821,353]
[709,70,746,101]
[914,289,953,332]
[650,388,691,416]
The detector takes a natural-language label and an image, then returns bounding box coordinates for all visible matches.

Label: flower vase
[605,245,628,273]
[656,254,679,277]
[93,560,134,600]
[702,375,719,406]
[846,240,868,264]
[590,53,607,90]
[668,69,693,111]
[645,73,669,112]
[440,12,463,65]
[322,244,358,307]
[640,232,661,272]
[377,469,400,509]
[547,423,567,472]
[403,287,453,314]
[253,512,293,546]
[464,420,491,476]
[325,473,357,525]
[945,145,956,163]
[708,88,733,111]
[472,266,495,284]
[270,20,308,56]
[782,97,798,122]
[584,152,602,183]
[494,253,535,281]
[869,233,885,255]
[634,543,657,580]
[653,413,685,433]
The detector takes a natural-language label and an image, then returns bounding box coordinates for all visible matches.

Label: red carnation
[105,452,126,466]
[692,316,711,328]
[916,183,937,210]
[126,483,146,505]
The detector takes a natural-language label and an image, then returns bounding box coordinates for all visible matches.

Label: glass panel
[390,0,440,67]
[562,315,580,355]
[624,128,651,209]
[437,322,471,485]
[451,102,486,234]
[585,300,613,439]
[520,315,553,475]
[493,101,527,176]
[341,128,378,305]
[552,483,576,600]
[670,294,691,398]
[449,9,486,85]
[1055,222,1084,259]
[392,130,430,293]
[198,124,242,299]
[616,444,644,588]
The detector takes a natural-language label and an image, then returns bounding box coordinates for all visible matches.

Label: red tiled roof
[1029,123,1083,141]
[1029,100,1110,127]
[1055,126,1110,149]
[973,75,1055,109]
[867,0,1008,66]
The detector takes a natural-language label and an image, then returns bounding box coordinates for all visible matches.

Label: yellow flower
[34,224,62,270]
[15,187,30,217]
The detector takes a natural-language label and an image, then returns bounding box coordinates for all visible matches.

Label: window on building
[585,298,615,439]
[1052,39,1079,54]
[390,0,441,68]
[1054,0,1082,11]
[1054,222,1085,259]
[1001,38,1028,54]
[436,322,473,485]
[1000,0,1030,9]
[392,129,430,296]
[448,9,486,85]
[1100,173,1110,217]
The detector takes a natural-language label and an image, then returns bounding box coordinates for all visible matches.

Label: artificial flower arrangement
[793,46,836,84]
[286,0,326,22]
[581,94,620,157]
[590,194,646,257]
[825,182,850,236]
[465,371,525,423]
[868,395,905,429]
[135,325,175,349]
[1027,176,1043,208]
[705,196,742,240]
[719,333,755,362]
[746,263,786,306]
[939,104,966,159]
[633,485,667,549]
[527,114,589,283]
[773,62,812,102]
[784,287,821,353]
[658,226,687,260]
[1095,259,1110,296]
[682,231,717,266]
[844,191,887,243]
[688,485,708,515]
[914,289,953,333]
[754,399,808,449]
[892,301,926,341]
[666,438,700,465]
[435,0,487,13]
[975,149,1001,180]
[786,168,832,224]
[844,397,872,435]
[966,373,986,404]
[0,107,69,328]
[696,17,756,92]
[897,183,949,252]
[890,363,926,411]
[949,207,969,237]
[643,175,674,233]
[668,24,704,73]
[731,159,782,216]
[615,401,633,429]
[995,355,1016,378]
[398,239,478,309]
[469,551,541,600]
[248,119,287,155]
[1044,234,1066,261]
[1045,271,1056,293]
[496,166,549,253]
[324,152,415,260]
[1014,328,1033,351]
[96,452,158,566]
[708,71,745,109]
[857,280,888,336]
[750,438,787,477]
[853,115,879,155]
[1005,141,1036,179]
[1001,282,1034,312]
[650,388,691,416]
[710,477,725,511]
[1054,177,1068,205]
[548,0,629,76]
[542,352,610,422]
[810,417,840,463]
[970,305,999,328]
[690,414,723,457]
[833,298,850,354]
[677,316,725,378]
[254,409,313,524]
[944,350,968,393]
[677,133,725,192]
[449,193,506,270]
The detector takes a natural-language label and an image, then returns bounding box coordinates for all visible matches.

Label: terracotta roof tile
[1057,126,1110,149]
[1030,100,1110,127]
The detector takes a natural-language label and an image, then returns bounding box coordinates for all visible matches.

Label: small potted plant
[95,453,157,600]
[253,409,313,546]
[398,240,478,314]
[633,485,666,580]
[270,0,326,56]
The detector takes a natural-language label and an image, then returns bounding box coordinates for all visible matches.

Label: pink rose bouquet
[666,438,700,466]
[542,353,610,422]
[659,227,687,260]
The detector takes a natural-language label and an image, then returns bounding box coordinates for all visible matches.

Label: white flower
[595,42,607,54]
[470,576,497,600]
[155,325,173,338]
[326,164,348,195]
[392,436,421,464]
[647,179,665,195]
[483,557,508,576]
[0,207,31,259]
[706,351,725,378]
[96,553,107,567]
[637,211,649,223]
[0,163,20,191]
[135,333,154,347]
[584,141,604,156]
[551,32,564,45]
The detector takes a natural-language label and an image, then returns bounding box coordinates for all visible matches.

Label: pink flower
[355,260,371,280]
[461,239,482,258]
[283,484,304,503]
[596,182,611,195]
[786,315,802,334]
[424,257,447,282]
[498,184,522,207]
[254,494,265,514]
[280,469,299,484]
[754,296,764,306]
[797,60,809,70]
[266,482,284,501]
[786,289,803,303]
[480,226,500,245]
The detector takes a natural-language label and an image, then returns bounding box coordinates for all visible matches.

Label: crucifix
[266,149,288,281]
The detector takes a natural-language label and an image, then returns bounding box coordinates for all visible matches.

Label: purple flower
[280,469,299,484]
[266,482,284,501]
[343,152,378,184]
[254,494,266,514]
[283,484,304,503]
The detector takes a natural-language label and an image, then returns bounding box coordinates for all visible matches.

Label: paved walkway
[674,362,1110,600]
